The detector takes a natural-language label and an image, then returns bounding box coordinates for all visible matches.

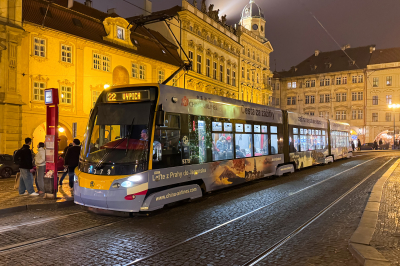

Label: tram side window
[235,123,253,158]
[290,127,299,152]
[181,115,212,164]
[254,125,268,156]
[212,120,233,161]
[270,126,279,154]
[153,113,181,169]
[322,130,327,149]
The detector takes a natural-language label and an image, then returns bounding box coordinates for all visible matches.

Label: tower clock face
[253,24,258,30]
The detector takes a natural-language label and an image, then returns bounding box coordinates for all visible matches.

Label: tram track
[124,155,388,265]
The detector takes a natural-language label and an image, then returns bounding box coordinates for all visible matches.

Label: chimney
[143,0,152,15]
[107,8,116,14]
[84,0,92,7]
[67,0,73,8]
[370,46,376,53]
[314,50,320,56]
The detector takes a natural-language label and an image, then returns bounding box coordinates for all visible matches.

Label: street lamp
[388,104,400,147]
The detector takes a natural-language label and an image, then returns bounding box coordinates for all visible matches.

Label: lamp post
[388,104,400,148]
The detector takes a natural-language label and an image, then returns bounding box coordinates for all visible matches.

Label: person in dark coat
[373,140,378,150]
[59,143,72,186]
[351,141,355,151]
[357,139,362,151]
[64,139,81,190]
[379,138,383,145]
[14,138,39,196]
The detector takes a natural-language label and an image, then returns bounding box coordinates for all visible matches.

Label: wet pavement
[0,151,398,265]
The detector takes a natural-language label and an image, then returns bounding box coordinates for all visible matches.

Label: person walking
[59,143,72,187]
[64,139,81,191]
[357,138,362,151]
[14,138,39,196]
[351,141,355,151]
[35,142,46,194]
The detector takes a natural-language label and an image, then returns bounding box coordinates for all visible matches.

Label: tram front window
[82,103,151,167]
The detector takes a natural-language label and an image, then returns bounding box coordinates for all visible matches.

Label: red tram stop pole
[44,88,59,199]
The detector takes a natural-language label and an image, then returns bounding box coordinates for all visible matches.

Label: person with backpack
[35,142,46,194]
[64,139,81,191]
[14,138,39,196]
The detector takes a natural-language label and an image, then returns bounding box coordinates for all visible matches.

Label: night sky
[76,0,400,71]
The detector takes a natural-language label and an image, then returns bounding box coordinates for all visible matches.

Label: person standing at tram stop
[351,141,355,152]
[34,142,46,194]
[64,139,81,191]
[357,138,362,151]
[14,138,39,196]
[59,143,72,187]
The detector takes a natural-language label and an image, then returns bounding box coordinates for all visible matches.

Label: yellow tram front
[74,84,159,212]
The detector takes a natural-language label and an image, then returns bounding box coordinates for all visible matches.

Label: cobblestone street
[0,152,398,265]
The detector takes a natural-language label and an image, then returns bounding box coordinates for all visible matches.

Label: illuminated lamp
[59,127,65,133]
[104,84,110,89]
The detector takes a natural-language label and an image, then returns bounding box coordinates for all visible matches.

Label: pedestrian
[59,143,72,187]
[351,141,355,151]
[35,142,46,194]
[64,139,81,191]
[358,138,362,151]
[373,140,378,150]
[379,138,383,146]
[13,138,39,196]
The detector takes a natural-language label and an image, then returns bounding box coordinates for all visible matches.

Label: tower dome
[241,0,265,20]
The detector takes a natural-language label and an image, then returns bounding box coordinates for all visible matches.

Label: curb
[0,199,75,216]
[348,158,400,266]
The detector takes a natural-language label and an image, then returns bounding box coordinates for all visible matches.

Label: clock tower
[239,0,266,38]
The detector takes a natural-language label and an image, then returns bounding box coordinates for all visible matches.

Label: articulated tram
[74,84,352,213]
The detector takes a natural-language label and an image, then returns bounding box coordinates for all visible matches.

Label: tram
[74,83,352,213]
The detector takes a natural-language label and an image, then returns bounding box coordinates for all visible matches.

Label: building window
[276,98,280,106]
[310,95,315,104]
[61,44,72,63]
[292,82,297,88]
[311,80,316,87]
[352,110,357,120]
[172,77,178,87]
[386,95,392,104]
[93,53,110,72]
[372,95,378,105]
[197,55,202,74]
[352,92,357,101]
[247,69,250,80]
[325,94,330,103]
[33,82,45,101]
[306,80,310,88]
[358,110,363,119]
[60,86,72,104]
[373,77,379,87]
[336,77,341,85]
[277,83,280,90]
[92,91,101,107]
[341,111,347,120]
[336,93,341,102]
[117,26,125,40]
[132,63,138,78]
[158,70,165,83]
[325,79,330,86]
[242,67,245,78]
[386,76,392,86]
[305,95,310,104]
[227,69,231,85]
[188,51,193,70]
[320,79,324,86]
[268,77,272,86]
[386,113,391,122]
[336,111,341,120]
[252,71,255,82]
[343,76,347,84]
[132,64,146,79]
[206,59,210,77]
[358,75,363,83]
[372,113,378,122]
[287,97,296,105]
[34,37,46,57]
[342,93,347,102]
[319,111,325,118]
[213,62,217,79]
[220,65,224,82]
[139,65,146,80]
[287,82,292,89]
[352,75,357,83]
[358,92,363,101]
[232,70,236,86]
[320,94,324,103]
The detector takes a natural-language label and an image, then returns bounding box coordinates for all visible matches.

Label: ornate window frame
[31,75,49,102]
[59,41,74,67]
[58,79,75,106]
[31,34,49,62]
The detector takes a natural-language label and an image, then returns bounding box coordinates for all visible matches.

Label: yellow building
[142,0,242,99]
[0,0,182,154]
[366,47,400,144]
[237,0,274,105]
[274,45,375,143]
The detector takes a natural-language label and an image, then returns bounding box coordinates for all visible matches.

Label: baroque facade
[0,0,182,154]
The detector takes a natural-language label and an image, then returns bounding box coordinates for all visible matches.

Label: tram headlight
[128,175,142,182]
[121,181,134,188]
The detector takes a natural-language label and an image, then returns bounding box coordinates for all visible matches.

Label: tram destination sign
[106,90,150,102]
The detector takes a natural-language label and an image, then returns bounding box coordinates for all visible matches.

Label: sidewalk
[348,158,400,265]
[0,173,74,216]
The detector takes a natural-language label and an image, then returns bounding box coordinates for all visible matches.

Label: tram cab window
[270,126,279,155]
[212,120,233,161]
[235,123,253,158]
[254,125,268,156]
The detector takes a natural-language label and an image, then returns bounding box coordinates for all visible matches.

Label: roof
[369,47,400,65]
[23,0,182,67]
[126,6,182,23]
[241,0,265,20]
[276,45,374,78]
